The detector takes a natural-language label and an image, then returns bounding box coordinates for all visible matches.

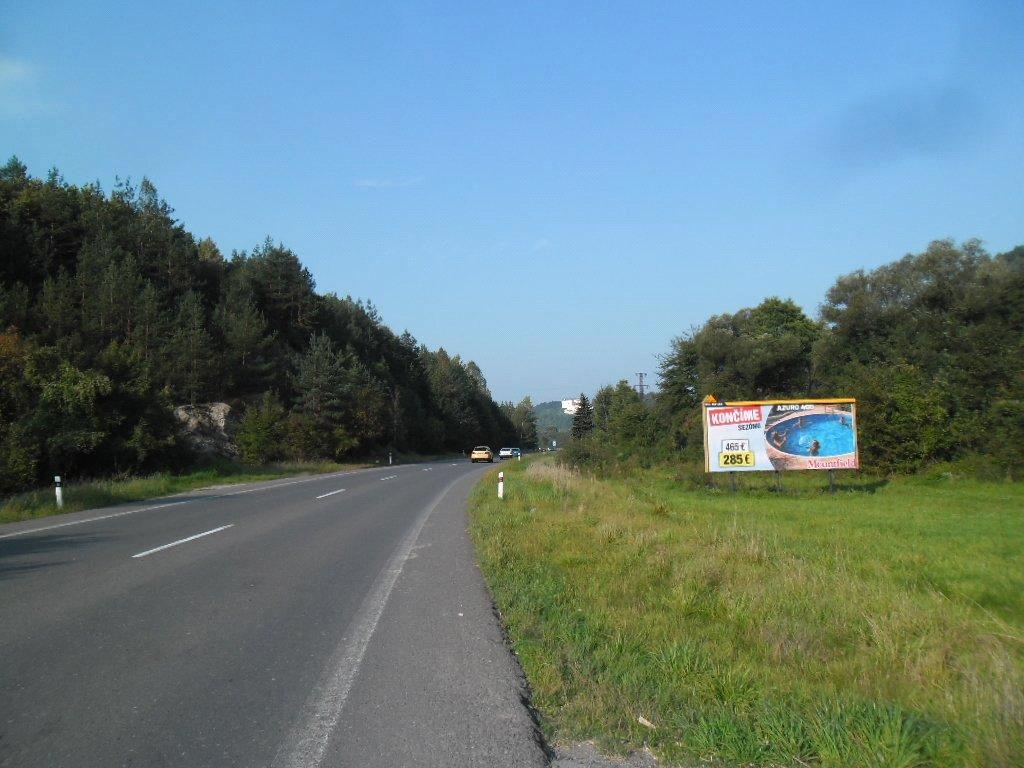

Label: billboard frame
[702,397,858,473]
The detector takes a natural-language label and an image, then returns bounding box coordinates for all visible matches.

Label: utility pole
[635,372,647,398]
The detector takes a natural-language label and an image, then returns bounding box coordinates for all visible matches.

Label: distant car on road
[498,447,515,460]
[470,446,494,463]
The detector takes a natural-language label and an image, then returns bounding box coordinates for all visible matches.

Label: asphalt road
[0,460,547,768]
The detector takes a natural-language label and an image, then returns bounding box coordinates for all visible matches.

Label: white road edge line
[131,524,234,559]
[273,473,466,768]
[0,499,194,541]
[315,488,346,500]
[0,468,373,540]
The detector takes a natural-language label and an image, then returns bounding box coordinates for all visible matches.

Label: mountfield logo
[708,406,762,427]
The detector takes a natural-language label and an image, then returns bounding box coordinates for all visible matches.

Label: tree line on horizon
[0,158,516,493]
[566,238,1024,476]
[499,396,539,451]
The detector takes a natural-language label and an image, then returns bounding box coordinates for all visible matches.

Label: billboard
[702,398,858,472]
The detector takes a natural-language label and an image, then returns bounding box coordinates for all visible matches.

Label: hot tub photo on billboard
[762,402,858,470]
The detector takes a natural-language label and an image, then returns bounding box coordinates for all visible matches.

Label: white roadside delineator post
[54,475,63,509]
[498,471,504,500]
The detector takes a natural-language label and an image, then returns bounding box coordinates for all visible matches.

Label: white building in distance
[561,399,581,415]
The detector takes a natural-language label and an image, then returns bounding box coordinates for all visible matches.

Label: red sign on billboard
[707,405,762,427]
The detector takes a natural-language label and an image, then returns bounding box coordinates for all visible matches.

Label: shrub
[236,392,286,464]
[0,423,38,494]
[984,398,1024,480]
[829,364,952,474]
[558,436,613,473]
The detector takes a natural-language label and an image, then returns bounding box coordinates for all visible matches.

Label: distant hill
[534,401,573,432]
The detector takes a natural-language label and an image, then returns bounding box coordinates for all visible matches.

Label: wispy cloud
[0,58,31,85]
[352,177,422,189]
[829,84,986,170]
[0,56,55,119]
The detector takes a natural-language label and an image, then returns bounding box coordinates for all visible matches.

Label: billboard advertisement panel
[702,399,858,472]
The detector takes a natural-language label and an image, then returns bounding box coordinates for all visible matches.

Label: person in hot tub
[809,439,821,456]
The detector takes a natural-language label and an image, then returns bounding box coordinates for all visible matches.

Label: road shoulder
[321,468,549,768]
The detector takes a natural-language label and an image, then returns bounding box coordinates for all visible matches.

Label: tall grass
[469,459,1024,767]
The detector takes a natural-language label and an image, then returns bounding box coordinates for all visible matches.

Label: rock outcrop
[173,402,238,457]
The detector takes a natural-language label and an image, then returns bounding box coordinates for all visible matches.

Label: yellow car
[470,446,494,463]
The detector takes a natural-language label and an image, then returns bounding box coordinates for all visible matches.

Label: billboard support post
[730,472,737,493]
[774,471,782,493]
[828,469,835,493]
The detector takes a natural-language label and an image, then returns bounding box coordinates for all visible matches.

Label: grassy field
[469,458,1024,767]
[0,458,368,524]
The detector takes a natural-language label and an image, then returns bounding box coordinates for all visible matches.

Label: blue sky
[2,1,1022,403]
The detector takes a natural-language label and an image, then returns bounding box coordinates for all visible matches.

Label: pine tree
[570,393,594,440]
[242,239,316,349]
[513,396,539,448]
[36,271,77,343]
[213,291,276,394]
[0,281,30,329]
[236,392,286,464]
[168,291,214,405]
[130,282,164,368]
[291,333,361,458]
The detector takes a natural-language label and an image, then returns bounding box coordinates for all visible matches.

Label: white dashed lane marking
[316,489,346,500]
[131,525,234,559]
[0,469,361,541]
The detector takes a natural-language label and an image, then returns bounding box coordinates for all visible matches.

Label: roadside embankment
[469,458,1024,767]
[0,453,456,524]
[0,460,362,524]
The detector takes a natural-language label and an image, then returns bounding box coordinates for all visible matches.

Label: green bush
[236,392,286,464]
[983,398,1024,480]
[558,436,615,473]
[0,423,38,494]
[832,364,952,474]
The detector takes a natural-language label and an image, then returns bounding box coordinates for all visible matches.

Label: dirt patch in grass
[553,741,658,767]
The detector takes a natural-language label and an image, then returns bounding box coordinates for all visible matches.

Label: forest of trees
[500,396,539,450]
[568,239,1024,476]
[2,156,1019,491]
[0,158,515,493]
